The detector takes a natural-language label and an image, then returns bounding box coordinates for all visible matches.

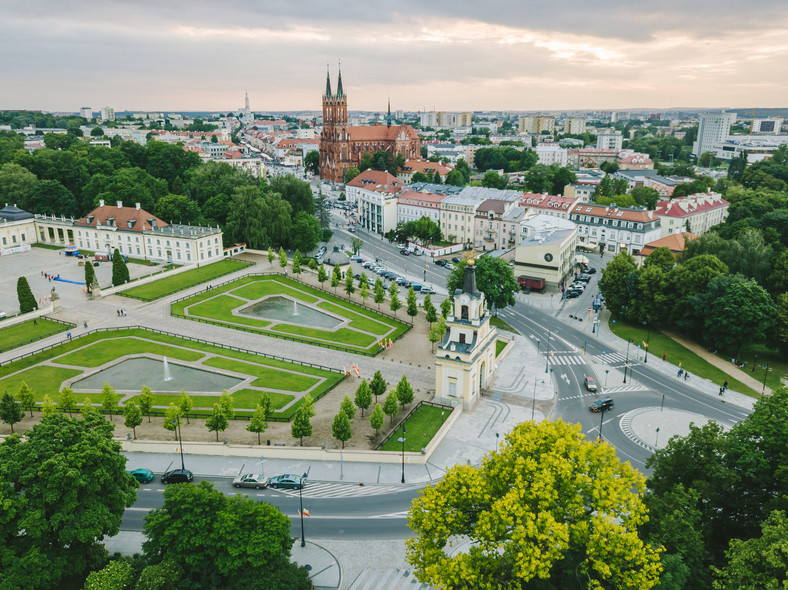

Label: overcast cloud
[1,1,787,112]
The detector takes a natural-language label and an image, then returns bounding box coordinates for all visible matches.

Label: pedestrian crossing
[276,482,411,499]
[594,352,641,365]
[546,354,586,366]
[561,385,647,401]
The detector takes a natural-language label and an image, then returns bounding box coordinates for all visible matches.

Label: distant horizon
[2,2,787,112]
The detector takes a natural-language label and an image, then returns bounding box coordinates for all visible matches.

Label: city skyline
[1,1,787,112]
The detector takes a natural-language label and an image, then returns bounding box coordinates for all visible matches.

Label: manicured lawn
[496,340,507,357]
[120,259,251,300]
[32,243,63,250]
[175,275,408,353]
[490,315,519,334]
[0,366,83,399]
[55,338,204,367]
[608,320,760,397]
[230,388,294,410]
[202,357,319,392]
[0,319,70,352]
[380,404,452,452]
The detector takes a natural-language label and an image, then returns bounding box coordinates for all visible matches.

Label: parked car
[400,249,410,256]
[434,259,447,267]
[410,283,423,291]
[451,257,461,263]
[161,469,194,484]
[0,311,7,319]
[232,473,268,489]
[589,396,614,413]
[362,261,373,269]
[445,263,455,270]
[128,468,154,484]
[584,376,598,392]
[420,286,436,294]
[565,290,581,299]
[396,277,410,286]
[579,274,592,282]
[267,473,306,490]
[587,267,597,274]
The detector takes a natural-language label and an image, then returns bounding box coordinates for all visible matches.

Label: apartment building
[569,203,662,255]
[654,192,729,237]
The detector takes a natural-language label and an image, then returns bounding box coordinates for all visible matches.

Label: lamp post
[532,379,544,421]
[536,339,540,356]
[643,321,650,364]
[298,471,308,547]
[171,413,186,471]
[598,407,610,443]
[398,426,407,484]
[655,427,660,448]
[623,339,632,383]
[545,329,551,374]
[762,363,769,396]
[751,354,758,373]
[604,369,609,387]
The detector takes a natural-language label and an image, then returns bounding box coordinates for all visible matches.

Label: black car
[589,396,614,413]
[161,469,194,484]
[565,290,581,299]
[434,259,447,267]
[451,257,461,263]
[587,267,597,274]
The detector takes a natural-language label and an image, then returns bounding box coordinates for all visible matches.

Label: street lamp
[751,354,758,373]
[536,339,540,356]
[298,471,308,547]
[623,339,632,383]
[532,378,544,421]
[545,329,551,374]
[643,321,650,364]
[604,369,609,387]
[762,363,769,396]
[598,407,611,443]
[398,426,407,484]
[170,413,186,471]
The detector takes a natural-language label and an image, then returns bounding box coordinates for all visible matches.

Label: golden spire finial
[465,250,476,266]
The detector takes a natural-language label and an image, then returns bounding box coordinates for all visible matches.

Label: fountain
[239,296,343,329]
[163,357,172,381]
[292,300,299,316]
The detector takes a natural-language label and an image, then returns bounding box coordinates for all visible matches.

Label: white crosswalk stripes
[276,482,410,499]
[594,352,641,365]
[546,354,586,366]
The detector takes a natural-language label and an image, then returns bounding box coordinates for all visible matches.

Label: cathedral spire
[324,63,332,97]
[336,62,344,97]
[387,98,391,128]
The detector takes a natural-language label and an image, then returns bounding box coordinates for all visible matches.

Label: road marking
[561,373,570,384]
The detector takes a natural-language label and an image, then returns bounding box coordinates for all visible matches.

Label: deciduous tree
[373,277,386,308]
[291,249,302,275]
[406,420,661,589]
[317,264,328,287]
[344,271,355,296]
[163,403,181,440]
[247,401,269,445]
[59,386,76,418]
[279,247,288,269]
[340,394,356,421]
[16,381,35,417]
[0,390,23,433]
[101,382,118,420]
[331,263,341,292]
[406,287,418,318]
[124,399,143,439]
[370,370,387,404]
[424,294,437,326]
[389,282,401,315]
[291,405,312,446]
[205,403,228,442]
[383,390,399,424]
[354,379,372,417]
[446,257,519,314]
[396,375,415,409]
[178,389,193,424]
[332,411,352,448]
[41,394,57,417]
[139,385,154,423]
[370,403,384,434]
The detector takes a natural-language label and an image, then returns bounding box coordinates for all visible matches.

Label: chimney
[99,199,105,207]
[135,202,141,210]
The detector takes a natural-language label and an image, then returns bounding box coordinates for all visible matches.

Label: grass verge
[496,340,507,357]
[120,259,251,300]
[0,319,70,352]
[490,315,519,334]
[380,404,451,452]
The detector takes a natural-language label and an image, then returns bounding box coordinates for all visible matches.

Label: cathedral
[319,67,421,183]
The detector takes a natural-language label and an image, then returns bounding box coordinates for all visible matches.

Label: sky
[1,1,787,113]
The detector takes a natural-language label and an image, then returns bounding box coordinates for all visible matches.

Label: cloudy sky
[2,1,787,113]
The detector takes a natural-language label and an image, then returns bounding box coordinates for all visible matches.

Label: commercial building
[473,199,527,251]
[80,107,92,120]
[567,148,618,169]
[513,214,577,287]
[348,170,403,234]
[692,112,737,157]
[563,117,587,134]
[397,191,446,225]
[440,194,482,247]
[654,192,729,237]
[714,135,788,163]
[569,203,662,255]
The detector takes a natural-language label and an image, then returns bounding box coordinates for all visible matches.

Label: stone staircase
[348,568,434,590]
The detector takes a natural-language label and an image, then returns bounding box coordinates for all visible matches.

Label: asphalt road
[121,476,418,539]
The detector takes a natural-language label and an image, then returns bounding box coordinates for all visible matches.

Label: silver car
[232,473,268,489]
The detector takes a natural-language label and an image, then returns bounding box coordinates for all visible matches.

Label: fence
[0,316,76,355]
[376,399,455,449]
[169,271,413,357]
[118,258,255,301]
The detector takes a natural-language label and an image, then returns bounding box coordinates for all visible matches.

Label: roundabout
[619,406,733,452]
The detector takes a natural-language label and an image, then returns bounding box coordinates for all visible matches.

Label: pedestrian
[33,319,37,326]
[684,372,690,381]
[723,380,728,390]
[662,353,666,361]
[117,309,120,316]
[67,332,71,340]
[719,387,724,396]
[83,321,87,329]
[677,369,682,377]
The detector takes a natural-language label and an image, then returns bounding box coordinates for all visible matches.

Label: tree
[713,510,788,590]
[345,166,361,182]
[317,264,328,287]
[15,381,35,417]
[0,390,23,433]
[359,273,369,303]
[178,389,193,424]
[600,160,619,174]
[406,420,661,590]
[482,170,507,189]
[163,403,181,440]
[429,317,446,352]
[0,162,38,211]
[354,379,372,417]
[304,149,319,174]
[82,560,131,590]
[406,287,418,318]
[227,186,270,249]
[139,385,154,423]
[351,236,363,255]
[41,394,57,417]
[247,402,269,445]
[598,250,638,317]
[373,277,386,308]
[424,294,437,326]
[0,413,137,589]
[267,246,275,266]
[269,174,314,215]
[396,375,415,409]
[84,257,96,291]
[344,271,355,296]
[340,394,356,421]
[142,481,309,589]
[218,389,234,420]
[16,276,37,313]
[111,248,129,286]
[205,403,228,442]
[290,211,321,252]
[331,263,341,292]
[81,396,96,417]
[278,247,288,270]
[153,193,200,224]
[631,185,661,209]
[332,411,352,449]
[389,282,402,315]
[446,257,519,314]
[307,257,318,272]
[370,370,387,404]
[124,399,143,439]
[383,390,399,424]
[59,386,76,418]
[290,405,312,446]
[101,382,118,420]
[440,297,452,319]
[27,179,77,216]
[369,403,384,434]
[291,249,302,275]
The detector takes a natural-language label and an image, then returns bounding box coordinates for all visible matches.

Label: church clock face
[544,253,554,262]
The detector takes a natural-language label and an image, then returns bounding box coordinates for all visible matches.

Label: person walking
[723,380,728,391]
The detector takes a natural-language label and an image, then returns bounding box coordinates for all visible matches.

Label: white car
[232,473,268,489]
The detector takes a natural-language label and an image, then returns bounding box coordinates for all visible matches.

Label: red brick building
[319,68,420,183]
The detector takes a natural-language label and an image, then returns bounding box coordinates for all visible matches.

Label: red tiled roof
[641,232,697,256]
[520,192,578,211]
[76,203,167,232]
[347,169,403,193]
[346,124,419,142]
[570,203,658,223]
[400,159,453,175]
[397,190,447,207]
[654,192,729,218]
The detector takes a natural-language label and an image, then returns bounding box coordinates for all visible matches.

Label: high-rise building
[692,112,737,157]
[80,107,92,120]
[751,117,783,135]
[564,117,586,134]
[100,106,115,122]
[518,116,555,135]
[596,130,623,151]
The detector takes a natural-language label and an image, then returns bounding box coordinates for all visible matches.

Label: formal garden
[0,328,344,421]
[171,274,410,355]
[0,317,73,353]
